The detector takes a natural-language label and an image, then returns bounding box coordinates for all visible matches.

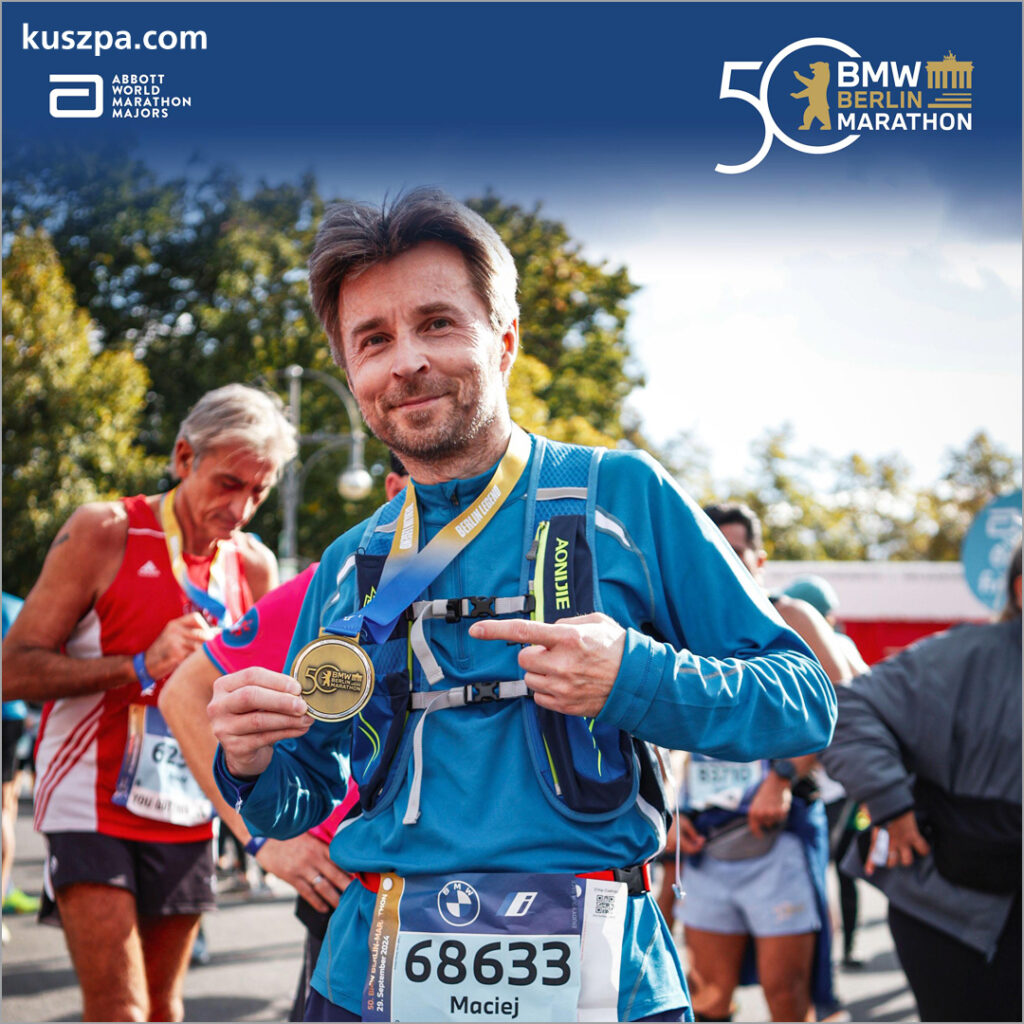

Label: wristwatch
[770,758,797,782]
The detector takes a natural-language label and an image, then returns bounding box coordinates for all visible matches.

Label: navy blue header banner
[3,3,1019,186]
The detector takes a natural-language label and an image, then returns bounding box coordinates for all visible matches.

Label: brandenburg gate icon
[927,51,973,89]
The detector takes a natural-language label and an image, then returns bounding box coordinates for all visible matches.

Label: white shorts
[679,831,821,937]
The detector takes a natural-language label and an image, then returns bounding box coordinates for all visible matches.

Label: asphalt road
[2,794,917,1022]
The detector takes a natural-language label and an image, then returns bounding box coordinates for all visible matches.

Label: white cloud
[604,193,1021,485]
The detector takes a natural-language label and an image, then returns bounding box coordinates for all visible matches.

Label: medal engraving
[291,636,374,722]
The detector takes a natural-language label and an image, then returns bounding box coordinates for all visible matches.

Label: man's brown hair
[308,188,518,365]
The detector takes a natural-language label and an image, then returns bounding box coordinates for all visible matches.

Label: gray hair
[172,383,298,480]
[308,188,519,365]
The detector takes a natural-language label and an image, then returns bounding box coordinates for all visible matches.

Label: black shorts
[2,719,25,782]
[40,831,216,925]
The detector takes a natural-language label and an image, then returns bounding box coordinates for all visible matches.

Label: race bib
[112,704,213,826]
[363,871,626,1023]
[685,756,765,812]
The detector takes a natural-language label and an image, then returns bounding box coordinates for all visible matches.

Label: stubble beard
[366,373,501,466]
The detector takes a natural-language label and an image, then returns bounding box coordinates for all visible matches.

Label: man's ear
[499,319,519,375]
[173,438,195,480]
[755,548,768,572]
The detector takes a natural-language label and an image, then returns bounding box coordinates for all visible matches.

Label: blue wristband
[133,652,156,694]
[245,836,267,856]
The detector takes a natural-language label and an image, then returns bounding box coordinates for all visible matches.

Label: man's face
[718,522,766,583]
[175,441,278,543]
[337,241,516,464]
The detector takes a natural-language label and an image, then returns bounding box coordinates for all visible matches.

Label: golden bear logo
[791,61,831,130]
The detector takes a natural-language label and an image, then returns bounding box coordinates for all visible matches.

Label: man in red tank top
[2,383,296,1022]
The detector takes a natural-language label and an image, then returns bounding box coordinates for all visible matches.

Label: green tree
[828,450,919,560]
[724,424,830,560]
[2,231,160,594]
[915,431,1022,560]
[4,151,649,566]
[712,424,1020,563]
[468,194,641,441]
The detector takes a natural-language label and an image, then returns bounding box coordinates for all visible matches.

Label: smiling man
[2,383,296,1022]
[208,190,837,1023]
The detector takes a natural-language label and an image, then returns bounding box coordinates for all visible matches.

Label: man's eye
[428,317,451,330]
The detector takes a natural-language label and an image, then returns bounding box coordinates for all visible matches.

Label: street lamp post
[278,364,373,580]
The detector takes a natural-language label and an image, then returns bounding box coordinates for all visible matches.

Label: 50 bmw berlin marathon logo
[716,37,974,173]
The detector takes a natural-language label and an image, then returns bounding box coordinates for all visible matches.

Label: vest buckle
[464,681,500,704]
[467,595,495,618]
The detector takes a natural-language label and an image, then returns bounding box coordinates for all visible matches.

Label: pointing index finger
[468,618,566,646]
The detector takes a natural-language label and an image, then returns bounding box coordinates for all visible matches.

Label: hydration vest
[343,436,671,836]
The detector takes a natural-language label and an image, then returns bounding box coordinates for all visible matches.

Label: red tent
[763,562,991,666]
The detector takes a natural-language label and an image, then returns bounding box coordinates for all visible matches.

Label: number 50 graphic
[715,37,861,174]
[49,74,104,118]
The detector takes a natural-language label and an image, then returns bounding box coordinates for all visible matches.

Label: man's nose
[228,493,256,525]
[391,330,430,377]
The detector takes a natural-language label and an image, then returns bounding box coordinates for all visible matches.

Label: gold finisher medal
[290,636,374,722]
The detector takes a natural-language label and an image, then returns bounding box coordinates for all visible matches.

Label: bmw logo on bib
[437,880,480,927]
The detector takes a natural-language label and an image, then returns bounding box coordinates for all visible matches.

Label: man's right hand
[145,612,218,681]
[208,667,312,779]
[256,834,353,913]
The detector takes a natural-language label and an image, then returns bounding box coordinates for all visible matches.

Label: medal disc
[290,636,374,722]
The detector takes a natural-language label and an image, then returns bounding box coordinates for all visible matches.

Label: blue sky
[5,2,1020,485]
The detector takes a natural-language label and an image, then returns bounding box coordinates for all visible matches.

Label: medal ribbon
[160,487,231,626]
[327,426,532,644]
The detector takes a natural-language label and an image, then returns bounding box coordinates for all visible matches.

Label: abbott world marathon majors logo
[716,37,974,173]
[22,22,204,121]
[48,74,189,119]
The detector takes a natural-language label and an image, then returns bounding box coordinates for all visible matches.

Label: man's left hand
[255,833,352,913]
[747,776,791,837]
[468,613,625,718]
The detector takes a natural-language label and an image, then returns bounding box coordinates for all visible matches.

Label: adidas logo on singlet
[137,560,161,578]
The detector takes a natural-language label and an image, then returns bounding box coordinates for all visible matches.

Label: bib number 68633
[404,938,572,987]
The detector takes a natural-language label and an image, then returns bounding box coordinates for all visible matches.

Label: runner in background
[1,384,295,1022]
[821,543,1022,1023]
[671,503,855,1023]
[160,455,409,1020]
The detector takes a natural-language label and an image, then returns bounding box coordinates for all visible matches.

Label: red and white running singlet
[33,495,253,843]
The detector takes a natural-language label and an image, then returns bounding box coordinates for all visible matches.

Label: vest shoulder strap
[358,490,407,556]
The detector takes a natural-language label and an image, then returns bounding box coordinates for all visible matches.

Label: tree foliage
[2,230,160,594]
[5,145,1016,572]
[469,194,641,442]
[719,424,1021,562]
[3,147,645,567]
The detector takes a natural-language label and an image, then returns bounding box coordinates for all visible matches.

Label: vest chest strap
[409,595,535,685]
[409,594,535,623]
[408,680,529,711]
